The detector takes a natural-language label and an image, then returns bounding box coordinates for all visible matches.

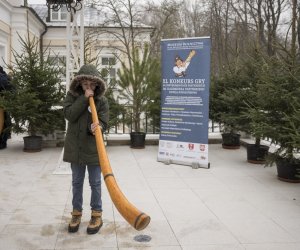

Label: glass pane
[101,68,108,77]
[109,68,116,77]
[109,57,116,65]
[102,58,109,65]
[61,6,67,12]
[52,12,59,20]
[61,13,67,20]
[60,6,67,20]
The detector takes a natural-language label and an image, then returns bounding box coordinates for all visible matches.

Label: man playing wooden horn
[63,64,109,234]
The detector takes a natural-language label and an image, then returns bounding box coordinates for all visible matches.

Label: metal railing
[107,113,160,134]
[107,115,221,134]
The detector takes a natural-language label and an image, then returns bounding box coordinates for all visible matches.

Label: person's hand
[91,122,102,135]
[85,89,94,98]
[189,50,196,58]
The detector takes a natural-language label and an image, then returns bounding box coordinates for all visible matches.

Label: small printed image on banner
[157,37,211,166]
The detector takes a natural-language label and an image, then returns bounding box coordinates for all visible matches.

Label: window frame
[50,6,68,22]
[100,55,118,85]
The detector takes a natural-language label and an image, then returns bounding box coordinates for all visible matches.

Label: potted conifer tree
[238,54,269,164]
[210,72,246,149]
[242,106,269,164]
[211,54,269,162]
[117,45,160,148]
[256,55,300,182]
[0,34,64,152]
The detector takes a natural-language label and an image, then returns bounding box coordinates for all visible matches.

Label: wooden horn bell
[89,97,151,231]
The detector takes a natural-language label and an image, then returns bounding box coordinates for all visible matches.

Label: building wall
[0,2,154,133]
[0,1,45,69]
[10,0,24,6]
[0,1,152,84]
[0,1,12,68]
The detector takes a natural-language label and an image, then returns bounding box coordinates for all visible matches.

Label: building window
[48,55,66,81]
[50,6,67,21]
[0,45,6,68]
[49,55,65,67]
[100,56,117,85]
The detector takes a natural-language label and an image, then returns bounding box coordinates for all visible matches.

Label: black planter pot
[222,133,240,149]
[276,158,300,183]
[23,135,42,152]
[130,132,146,149]
[247,144,269,164]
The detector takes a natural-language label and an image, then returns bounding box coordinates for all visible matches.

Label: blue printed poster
[157,37,211,166]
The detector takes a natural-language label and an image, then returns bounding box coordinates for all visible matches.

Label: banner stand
[162,159,172,165]
[191,162,210,169]
[160,157,210,169]
[157,37,211,168]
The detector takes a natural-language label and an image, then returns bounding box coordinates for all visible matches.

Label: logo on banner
[188,143,194,150]
[200,144,206,151]
[173,50,197,78]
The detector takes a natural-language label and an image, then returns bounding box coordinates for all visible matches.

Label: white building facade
[0,0,153,86]
[0,0,46,69]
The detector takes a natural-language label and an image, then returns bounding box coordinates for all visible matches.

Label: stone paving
[0,135,300,249]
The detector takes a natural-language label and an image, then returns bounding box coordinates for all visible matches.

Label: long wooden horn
[89,97,151,231]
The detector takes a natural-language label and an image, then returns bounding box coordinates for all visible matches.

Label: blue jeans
[71,163,102,211]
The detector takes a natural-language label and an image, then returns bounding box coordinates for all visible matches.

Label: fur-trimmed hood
[69,64,106,98]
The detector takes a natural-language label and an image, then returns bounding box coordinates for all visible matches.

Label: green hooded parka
[63,64,109,165]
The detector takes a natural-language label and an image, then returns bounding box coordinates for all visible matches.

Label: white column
[54,3,85,175]
[65,4,85,91]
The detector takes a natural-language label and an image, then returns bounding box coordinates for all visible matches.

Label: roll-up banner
[157,37,211,168]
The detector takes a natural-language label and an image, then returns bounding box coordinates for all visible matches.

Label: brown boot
[68,209,82,233]
[87,210,103,234]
